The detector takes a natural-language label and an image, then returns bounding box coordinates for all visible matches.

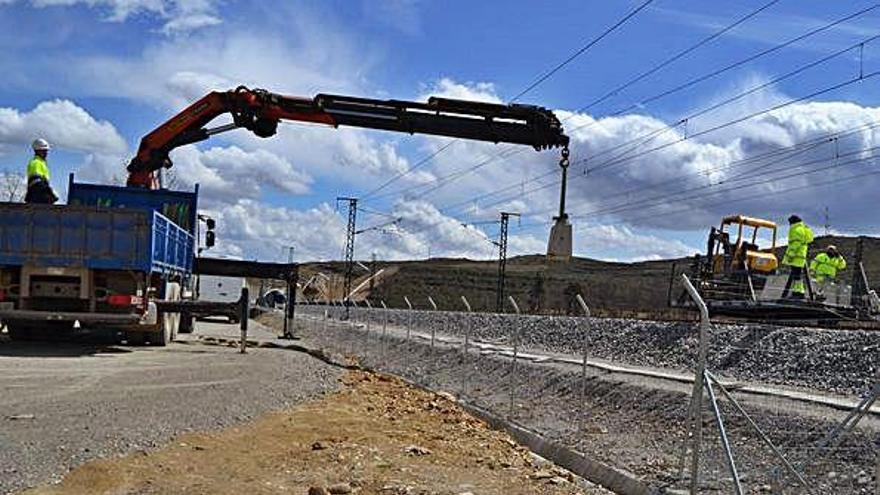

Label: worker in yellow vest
[810,245,846,297]
[780,214,814,299]
[24,138,58,204]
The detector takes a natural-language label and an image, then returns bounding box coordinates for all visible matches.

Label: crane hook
[559,146,570,170]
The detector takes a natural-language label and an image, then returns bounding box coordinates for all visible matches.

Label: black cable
[367,0,781,207]
[430,5,880,214]
[528,121,880,219]
[360,0,656,202]
[574,145,880,220]
[360,140,457,200]
[580,0,782,112]
[476,66,880,213]
[513,157,880,234]
[510,0,656,102]
[600,164,880,226]
[575,2,880,115]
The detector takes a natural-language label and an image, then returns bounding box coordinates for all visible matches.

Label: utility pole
[495,211,520,313]
[287,246,295,263]
[337,197,358,313]
[824,206,830,236]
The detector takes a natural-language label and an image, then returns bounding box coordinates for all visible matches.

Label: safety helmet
[827,244,838,253]
[32,138,50,151]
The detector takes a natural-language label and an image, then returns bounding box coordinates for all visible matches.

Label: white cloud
[169,145,313,203]
[576,224,697,261]
[0,99,127,156]
[204,200,346,262]
[419,78,503,103]
[27,0,222,34]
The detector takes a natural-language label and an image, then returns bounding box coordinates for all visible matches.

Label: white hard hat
[32,138,50,151]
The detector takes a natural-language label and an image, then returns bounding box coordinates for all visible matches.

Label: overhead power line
[470,57,880,216]
[360,0,656,202]
[580,0,782,113]
[575,2,880,116]
[511,142,880,233]
[510,0,656,102]
[429,4,880,214]
[368,0,782,207]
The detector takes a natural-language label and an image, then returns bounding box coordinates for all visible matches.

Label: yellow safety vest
[27,156,50,181]
[810,252,846,281]
[781,222,814,268]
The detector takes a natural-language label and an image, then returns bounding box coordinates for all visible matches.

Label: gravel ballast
[301,306,879,395]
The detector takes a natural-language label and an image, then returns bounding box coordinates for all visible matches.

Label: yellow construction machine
[673,214,879,323]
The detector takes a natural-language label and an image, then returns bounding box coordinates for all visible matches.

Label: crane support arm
[126,86,569,188]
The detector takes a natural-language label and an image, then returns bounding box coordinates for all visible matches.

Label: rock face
[312,306,879,395]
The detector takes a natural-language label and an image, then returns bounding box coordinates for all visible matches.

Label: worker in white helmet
[24,138,58,204]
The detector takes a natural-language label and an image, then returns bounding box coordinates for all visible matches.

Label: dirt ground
[24,371,599,495]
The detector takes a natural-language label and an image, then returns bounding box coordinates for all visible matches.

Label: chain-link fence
[288,289,878,494]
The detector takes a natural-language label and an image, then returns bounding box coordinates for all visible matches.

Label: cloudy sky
[1,0,879,263]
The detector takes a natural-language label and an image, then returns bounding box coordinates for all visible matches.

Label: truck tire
[147,319,170,346]
[125,331,146,345]
[178,311,194,334]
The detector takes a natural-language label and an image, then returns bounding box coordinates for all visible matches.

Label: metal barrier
[288,294,879,495]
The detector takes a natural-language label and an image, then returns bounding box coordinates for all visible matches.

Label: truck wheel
[147,315,171,346]
[126,332,146,346]
[178,312,194,334]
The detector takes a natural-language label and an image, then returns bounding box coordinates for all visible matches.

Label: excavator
[125,85,570,188]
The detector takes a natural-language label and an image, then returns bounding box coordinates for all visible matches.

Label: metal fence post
[679,274,709,495]
[460,296,472,354]
[239,287,249,354]
[364,299,372,363]
[461,295,473,398]
[507,295,521,419]
[380,300,388,359]
[575,294,591,434]
[427,296,438,349]
[404,296,413,341]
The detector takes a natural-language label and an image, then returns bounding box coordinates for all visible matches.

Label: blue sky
[1,0,879,262]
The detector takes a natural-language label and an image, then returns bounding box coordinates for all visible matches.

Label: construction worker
[24,138,58,204]
[780,214,814,299]
[810,245,846,297]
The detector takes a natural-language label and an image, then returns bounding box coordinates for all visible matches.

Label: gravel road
[0,321,342,494]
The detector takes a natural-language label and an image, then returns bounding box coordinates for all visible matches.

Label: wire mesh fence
[289,291,878,494]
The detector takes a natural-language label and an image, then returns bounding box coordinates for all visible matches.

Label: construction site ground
[1,320,604,495]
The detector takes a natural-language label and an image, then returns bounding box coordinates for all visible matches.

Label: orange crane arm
[126,86,569,188]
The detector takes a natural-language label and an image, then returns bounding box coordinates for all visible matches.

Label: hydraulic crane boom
[126,86,569,188]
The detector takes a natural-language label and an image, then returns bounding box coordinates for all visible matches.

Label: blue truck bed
[0,203,193,275]
[67,174,199,233]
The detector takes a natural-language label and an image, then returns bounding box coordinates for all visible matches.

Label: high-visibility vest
[27,156,50,181]
[781,222,814,268]
[810,252,846,281]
